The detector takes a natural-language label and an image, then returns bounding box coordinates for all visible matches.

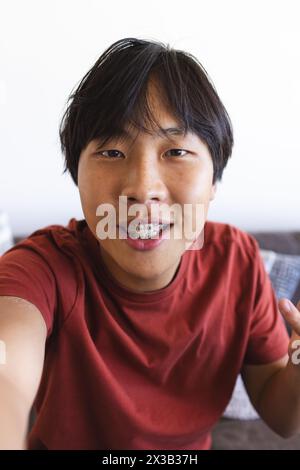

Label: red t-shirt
[0,218,289,450]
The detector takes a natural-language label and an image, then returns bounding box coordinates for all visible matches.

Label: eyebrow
[157,127,186,136]
[126,126,186,138]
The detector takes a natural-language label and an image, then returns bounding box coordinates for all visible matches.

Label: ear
[210,183,217,201]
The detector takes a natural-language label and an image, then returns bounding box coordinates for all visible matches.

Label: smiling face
[78,80,217,292]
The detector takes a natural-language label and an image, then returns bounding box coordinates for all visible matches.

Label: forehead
[114,124,187,141]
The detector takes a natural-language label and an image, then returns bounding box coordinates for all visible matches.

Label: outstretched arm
[0,296,47,449]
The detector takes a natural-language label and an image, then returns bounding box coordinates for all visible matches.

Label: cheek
[78,166,119,226]
[78,173,93,208]
[78,166,102,218]
[172,165,213,240]
[173,164,213,205]
[78,157,98,197]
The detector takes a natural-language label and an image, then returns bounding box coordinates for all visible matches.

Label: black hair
[59,37,234,185]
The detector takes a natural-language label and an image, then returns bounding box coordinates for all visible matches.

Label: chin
[123,263,164,280]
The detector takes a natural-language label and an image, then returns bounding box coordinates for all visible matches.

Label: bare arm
[241,353,300,438]
[248,357,300,438]
[0,296,47,449]
[241,298,300,439]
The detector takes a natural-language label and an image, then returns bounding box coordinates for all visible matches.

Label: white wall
[0,0,299,236]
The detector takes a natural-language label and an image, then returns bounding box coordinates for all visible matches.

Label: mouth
[116,220,174,251]
[118,221,174,240]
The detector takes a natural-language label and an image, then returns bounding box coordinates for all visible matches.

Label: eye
[94,148,189,159]
[165,149,189,157]
[95,149,124,159]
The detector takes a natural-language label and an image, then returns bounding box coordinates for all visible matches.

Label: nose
[120,154,168,208]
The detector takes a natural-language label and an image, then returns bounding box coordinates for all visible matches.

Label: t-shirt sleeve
[0,243,57,337]
[243,236,290,365]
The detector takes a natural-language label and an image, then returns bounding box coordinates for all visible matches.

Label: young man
[0,37,300,450]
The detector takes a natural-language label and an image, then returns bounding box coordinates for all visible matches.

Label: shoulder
[204,219,259,253]
[1,218,87,281]
[202,220,261,272]
[10,218,85,258]
[0,219,86,335]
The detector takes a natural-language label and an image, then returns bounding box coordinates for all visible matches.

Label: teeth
[128,223,168,239]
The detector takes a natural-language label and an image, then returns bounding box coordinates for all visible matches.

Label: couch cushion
[252,231,300,305]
